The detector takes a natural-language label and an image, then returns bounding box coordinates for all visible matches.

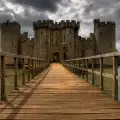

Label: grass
[0,62,48,97]
[68,64,114,97]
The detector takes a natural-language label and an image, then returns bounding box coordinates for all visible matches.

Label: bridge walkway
[0,64,120,119]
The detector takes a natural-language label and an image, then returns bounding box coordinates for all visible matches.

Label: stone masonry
[0,19,117,64]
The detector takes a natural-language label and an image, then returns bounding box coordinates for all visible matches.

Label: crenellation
[94,19,116,29]
[107,21,116,27]
[33,20,53,29]
[0,20,20,29]
[94,19,100,24]
[33,20,80,30]
[87,38,90,41]
[0,18,116,63]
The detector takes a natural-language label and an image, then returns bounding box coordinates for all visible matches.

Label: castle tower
[94,19,116,54]
[60,20,80,59]
[33,20,53,59]
[33,20,80,62]
[0,20,21,65]
[0,20,21,54]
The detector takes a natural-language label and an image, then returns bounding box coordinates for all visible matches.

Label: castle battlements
[94,19,115,29]
[33,20,80,29]
[60,20,80,29]
[33,20,54,29]
[81,37,89,41]
[0,20,20,28]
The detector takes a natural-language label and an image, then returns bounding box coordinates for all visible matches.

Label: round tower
[33,20,54,59]
[59,20,80,59]
[94,19,116,54]
[0,20,21,54]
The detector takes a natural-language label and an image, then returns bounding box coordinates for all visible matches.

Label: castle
[0,19,116,64]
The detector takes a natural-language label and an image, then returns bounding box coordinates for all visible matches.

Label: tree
[60,42,68,52]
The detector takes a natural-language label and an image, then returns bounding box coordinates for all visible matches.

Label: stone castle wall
[33,20,80,61]
[0,20,21,65]
[0,20,20,54]
[94,19,116,65]
[20,32,34,57]
[94,19,116,54]
[0,19,117,66]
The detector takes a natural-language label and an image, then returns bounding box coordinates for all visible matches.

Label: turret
[59,20,80,29]
[33,20,54,29]
[94,19,115,30]
[94,19,116,54]
[0,20,21,33]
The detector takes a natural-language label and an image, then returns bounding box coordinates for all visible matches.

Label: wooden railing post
[37,59,38,69]
[75,60,76,73]
[35,59,37,75]
[77,60,79,75]
[82,60,84,79]
[71,61,72,71]
[34,59,36,76]
[86,59,88,81]
[39,60,41,72]
[37,59,39,74]
[28,59,30,81]
[92,58,94,85]
[78,60,81,76]
[22,58,25,85]
[73,60,75,73]
[36,59,37,69]
[37,60,39,69]
[112,56,118,100]
[36,59,37,76]
[14,57,18,90]
[1,56,6,100]
[76,60,78,74]
[32,59,34,79]
[100,57,103,90]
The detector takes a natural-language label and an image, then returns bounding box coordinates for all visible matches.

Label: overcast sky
[0,0,120,50]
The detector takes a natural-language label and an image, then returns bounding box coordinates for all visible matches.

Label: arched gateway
[53,52,60,62]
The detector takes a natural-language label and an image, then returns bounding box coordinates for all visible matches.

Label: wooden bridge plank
[0,63,120,119]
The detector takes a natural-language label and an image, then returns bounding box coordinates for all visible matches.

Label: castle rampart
[33,20,80,30]
[0,18,116,64]
[94,19,115,29]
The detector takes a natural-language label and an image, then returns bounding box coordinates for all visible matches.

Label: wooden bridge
[0,52,120,119]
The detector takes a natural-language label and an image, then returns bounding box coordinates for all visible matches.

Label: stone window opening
[41,31,43,35]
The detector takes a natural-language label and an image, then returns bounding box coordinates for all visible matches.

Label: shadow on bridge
[0,66,51,119]
[0,63,120,119]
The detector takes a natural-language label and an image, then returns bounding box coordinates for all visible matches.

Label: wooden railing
[62,52,120,100]
[0,52,50,100]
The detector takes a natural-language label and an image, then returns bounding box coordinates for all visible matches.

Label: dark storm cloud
[9,0,62,12]
[82,0,120,17]
[0,0,51,36]
[15,8,50,27]
[0,13,13,22]
[1,0,120,49]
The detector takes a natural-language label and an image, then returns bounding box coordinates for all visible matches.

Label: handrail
[63,52,120,61]
[0,52,50,100]
[62,52,119,101]
[0,51,49,61]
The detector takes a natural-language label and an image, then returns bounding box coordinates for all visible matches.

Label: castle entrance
[53,52,60,62]
[64,53,67,60]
